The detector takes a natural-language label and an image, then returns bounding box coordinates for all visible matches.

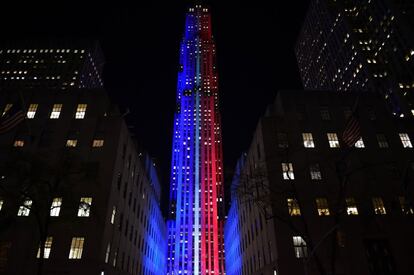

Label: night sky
[2,1,309,211]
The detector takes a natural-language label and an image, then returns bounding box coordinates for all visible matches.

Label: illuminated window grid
[281,162,294,180]
[50,104,62,119]
[75,104,87,119]
[287,198,301,216]
[13,140,24,147]
[372,197,386,215]
[17,200,32,216]
[346,198,358,215]
[302,133,315,148]
[316,198,330,216]
[50,198,62,217]
[77,197,92,217]
[66,139,77,147]
[327,133,340,148]
[37,237,53,259]
[27,104,38,119]
[399,133,412,148]
[92,139,104,147]
[68,237,84,259]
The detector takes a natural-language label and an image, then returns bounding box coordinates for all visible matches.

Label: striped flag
[0,102,25,134]
[342,110,361,147]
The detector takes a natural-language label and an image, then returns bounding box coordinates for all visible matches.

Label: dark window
[364,239,397,275]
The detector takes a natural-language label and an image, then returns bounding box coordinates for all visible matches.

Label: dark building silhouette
[295,0,414,116]
[0,40,166,275]
[0,40,104,89]
[225,90,414,275]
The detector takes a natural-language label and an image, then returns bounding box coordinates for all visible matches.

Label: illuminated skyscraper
[167,4,225,275]
[295,0,414,116]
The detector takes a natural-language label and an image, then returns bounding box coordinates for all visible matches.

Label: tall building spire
[167,5,225,275]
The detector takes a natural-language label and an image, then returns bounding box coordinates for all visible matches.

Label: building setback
[0,39,167,275]
[295,0,414,115]
[225,90,414,275]
[0,40,104,89]
[167,4,225,275]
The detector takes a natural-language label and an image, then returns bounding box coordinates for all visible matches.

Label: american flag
[342,112,361,147]
[0,103,25,134]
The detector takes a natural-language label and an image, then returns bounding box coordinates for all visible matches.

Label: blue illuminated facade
[224,155,245,275]
[167,4,225,275]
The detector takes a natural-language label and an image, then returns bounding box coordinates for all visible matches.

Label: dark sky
[2,1,309,210]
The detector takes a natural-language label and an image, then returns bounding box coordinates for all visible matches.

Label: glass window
[316,198,330,216]
[354,137,365,148]
[292,236,307,258]
[17,200,32,216]
[376,134,389,148]
[75,104,87,119]
[69,237,84,259]
[66,139,77,147]
[281,162,294,180]
[92,139,104,148]
[2,104,13,116]
[50,198,62,217]
[287,198,301,216]
[105,243,111,263]
[327,133,340,148]
[50,104,62,119]
[310,163,322,180]
[302,133,315,148]
[111,206,116,224]
[398,196,414,215]
[27,104,38,119]
[399,133,412,148]
[277,133,288,148]
[0,199,3,211]
[372,197,386,215]
[346,198,358,215]
[320,107,331,120]
[37,237,53,259]
[78,197,92,217]
[13,140,24,147]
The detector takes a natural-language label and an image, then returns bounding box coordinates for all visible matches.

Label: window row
[0,197,93,217]
[37,236,84,259]
[287,196,413,217]
[277,132,413,149]
[2,103,88,120]
[13,138,104,148]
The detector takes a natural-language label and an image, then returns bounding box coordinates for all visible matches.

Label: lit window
[281,162,294,180]
[292,236,307,258]
[75,104,87,119]
[2,104,12,116]
[309,163,322,180]
[0,199,3,211]
[287,198,301,216]
[78,197,92,217]
[105,243,111,263]
[37,237,53,259]
[376,134,389,148]
[111,206,116,224]
[302,133,315,148]
[327,133,340,148]
[320,107,331,120]
[92,139,104,148]
[316,198,330,216]
[50,198,62,217]
[17,200,32,216]
[346,198,358,215]
[50,104,62,119]
[372,197,386,215]
[277,133,288,148]
[27,104,38,119]
[398,196,414,215]
[399,133,412,148]
[13,140,24,147]
[354,137,365,148]
[66,139,77,147]
[69,237,84,259]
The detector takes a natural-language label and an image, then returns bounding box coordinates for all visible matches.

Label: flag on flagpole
[0,102,25,134]
[342,97,361,147]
